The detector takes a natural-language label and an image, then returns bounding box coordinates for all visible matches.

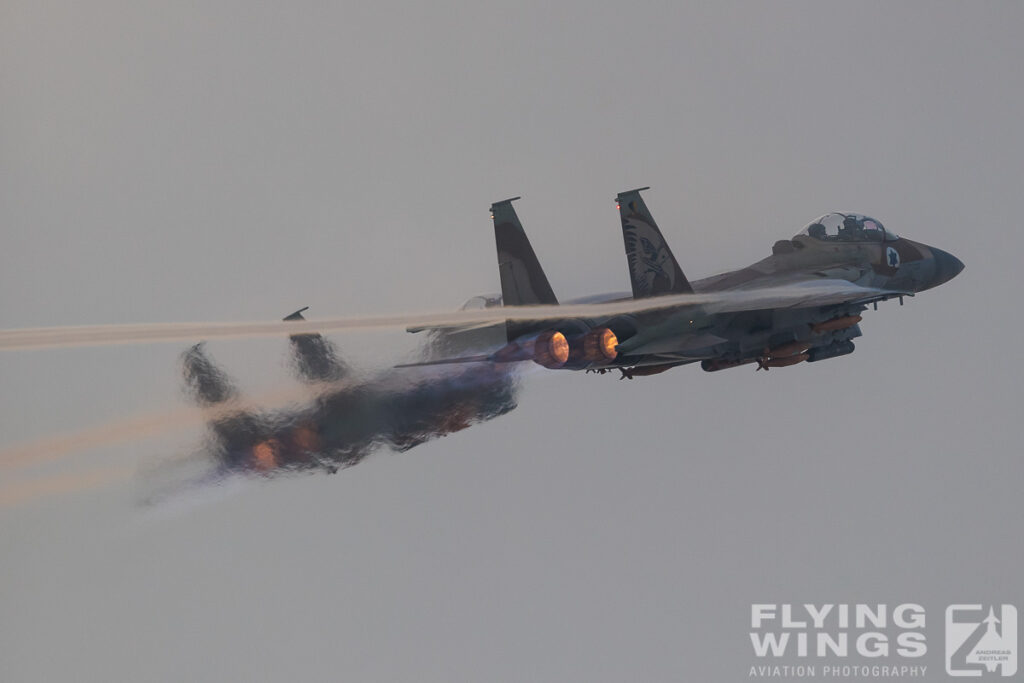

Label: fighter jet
[404,187,964,378]
[163,188,962,481]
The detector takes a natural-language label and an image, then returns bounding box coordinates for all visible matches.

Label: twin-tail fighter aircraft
[162,187,962,479]
[403,188,964,378]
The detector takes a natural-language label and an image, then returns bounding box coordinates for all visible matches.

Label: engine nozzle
[534,330,570,368]
[582,327,619,363]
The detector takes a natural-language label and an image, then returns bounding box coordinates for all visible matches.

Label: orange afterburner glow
[534,330,569,368]
[252,440,279,471]
[583,327,619,362]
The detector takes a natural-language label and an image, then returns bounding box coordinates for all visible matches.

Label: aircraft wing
[412,281,911,338]
[704,280,912,313]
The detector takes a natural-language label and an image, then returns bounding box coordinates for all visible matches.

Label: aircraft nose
[931,247,965,287]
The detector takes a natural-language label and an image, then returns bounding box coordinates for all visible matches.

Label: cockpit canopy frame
[799,213,898,243]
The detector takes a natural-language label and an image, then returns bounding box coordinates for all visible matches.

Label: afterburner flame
[293,425,320,452]
[534,330,570,368]
[252,440,279,471]
[549,332,569,364]
[583,327,619,362]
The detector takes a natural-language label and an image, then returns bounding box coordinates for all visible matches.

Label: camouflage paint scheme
[437,187,963,378]
[167,188,963,479]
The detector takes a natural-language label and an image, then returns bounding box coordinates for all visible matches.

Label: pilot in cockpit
[800,213,895,243]
[839,215,863,240]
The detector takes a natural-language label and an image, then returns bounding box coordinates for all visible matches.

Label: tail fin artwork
[616,187,693,298]
[492,198,558,307]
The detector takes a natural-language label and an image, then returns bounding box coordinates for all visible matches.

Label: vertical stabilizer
[616,187,692,298]
[492,198,558,307]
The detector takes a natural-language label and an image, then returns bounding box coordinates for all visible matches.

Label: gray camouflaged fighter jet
[404,188,964,379]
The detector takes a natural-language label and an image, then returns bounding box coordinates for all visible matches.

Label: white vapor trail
[0,281,878,352]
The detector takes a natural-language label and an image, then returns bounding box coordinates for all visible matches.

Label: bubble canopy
[799,213,898,242]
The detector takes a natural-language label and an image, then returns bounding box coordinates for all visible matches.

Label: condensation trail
[0,282,878,352]
[0,280,884,498]
[0,300,672,350]
[0,465,136,508]
[0,383,341,472]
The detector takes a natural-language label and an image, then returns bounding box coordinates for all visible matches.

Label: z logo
[946,604,1018,677]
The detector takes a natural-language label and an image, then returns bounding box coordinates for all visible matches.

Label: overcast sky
[2,2,1022,681]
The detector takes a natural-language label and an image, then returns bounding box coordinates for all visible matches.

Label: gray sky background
[1,2,1021,681]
